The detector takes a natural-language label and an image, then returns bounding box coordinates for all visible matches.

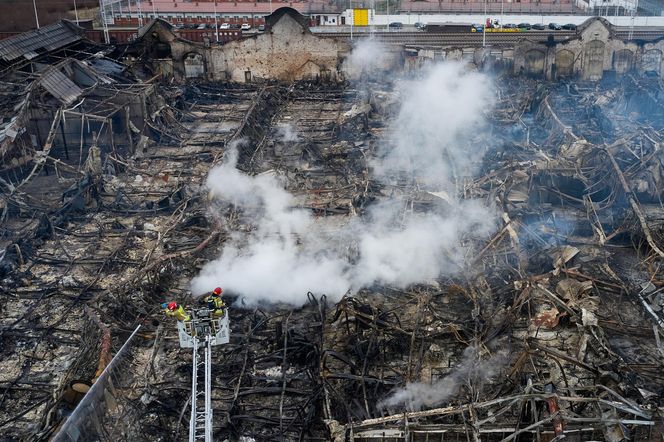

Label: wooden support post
[59,117,69,160]
[605,147,664,259]
[125,107,134,154]
[108,118,116,158]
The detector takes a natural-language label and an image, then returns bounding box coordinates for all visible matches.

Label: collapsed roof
[0,18,663,442]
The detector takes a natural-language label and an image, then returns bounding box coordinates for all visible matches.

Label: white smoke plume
[276,123,299,143]
[380,346,508,411]
[351,200,493,288]
[190,149,350,305]
[375,63,491,183]
[190,61,496,305]
[342,39,392,79]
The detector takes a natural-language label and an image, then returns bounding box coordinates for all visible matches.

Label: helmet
[161,303,168,309]
[213,287,222,296]
[167,302,177,310]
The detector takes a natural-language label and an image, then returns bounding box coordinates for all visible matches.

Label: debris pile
[1,65,664,441]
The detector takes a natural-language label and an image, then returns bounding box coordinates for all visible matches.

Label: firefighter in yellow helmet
[162,301,190,322]
[204,287,226,318]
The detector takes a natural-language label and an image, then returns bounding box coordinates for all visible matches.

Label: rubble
[1,31,664,441]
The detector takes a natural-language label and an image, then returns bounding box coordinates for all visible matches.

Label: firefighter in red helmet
[162,301,190,322]
[204,287,226,318]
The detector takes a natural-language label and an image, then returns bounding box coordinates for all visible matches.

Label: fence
[399,1,580,14]
[52,325,143,442]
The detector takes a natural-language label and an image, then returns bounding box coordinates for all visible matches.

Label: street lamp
[483,0,487,47]
[500,0,504,29]
[628,0,638,39]
[137,0,143,27]
[350,0,353,40]
[32,0,40,28]
[213,0,219,43]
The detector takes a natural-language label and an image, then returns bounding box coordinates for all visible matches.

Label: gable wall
[208,14,349,82]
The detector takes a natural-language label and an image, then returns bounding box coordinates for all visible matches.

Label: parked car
[219,23,230,30]
[548,22,562,30]
[503,23,516,29]
[258,24,265,32]
[388,22,403,29]
[531,23,546,30]
[517,23,531,30]
[414,22,425,30]
[562,23,577,30]
[241,23,251,30]
[471,24,484,32]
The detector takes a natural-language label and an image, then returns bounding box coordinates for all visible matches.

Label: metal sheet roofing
[0,21,82,63]
[127,1,337,15]
[89,58,126,77]
[39,68,83,106]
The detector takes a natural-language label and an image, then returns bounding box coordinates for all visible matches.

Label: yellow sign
[353,9,369,26]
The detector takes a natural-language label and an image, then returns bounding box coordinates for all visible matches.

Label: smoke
[342,39,391,79]
[351,199,493,288]
[190,61,496,306]
[276,123,299,143]
[350,63,495,287]
[375,63,491,184]
[190,149,350,305]
[380,346,508,411]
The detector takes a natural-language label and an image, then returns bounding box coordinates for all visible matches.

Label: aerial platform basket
[177,307,230,348]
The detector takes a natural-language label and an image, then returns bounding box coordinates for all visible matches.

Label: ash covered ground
[2,57,664,441]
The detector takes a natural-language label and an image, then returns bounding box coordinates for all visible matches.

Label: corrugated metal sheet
[0,21,82,63]
[39,68,82,105]
[0,83,29,145]
[89,58,125,77]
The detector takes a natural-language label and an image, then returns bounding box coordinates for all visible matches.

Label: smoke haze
[375,63,491,184]
[191,59,496,305]
[190,149,350,305]
[380,346,508,410]
[342,39,392,78]
[276,123,299,143]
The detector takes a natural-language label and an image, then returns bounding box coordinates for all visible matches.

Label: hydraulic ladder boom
[189,335,213,441]
[176,307,230,442]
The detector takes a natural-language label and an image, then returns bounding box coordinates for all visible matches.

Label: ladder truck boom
[177,307,230,442]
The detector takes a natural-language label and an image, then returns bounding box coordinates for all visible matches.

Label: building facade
[108,0,340,28]
[405,17,664,80]
[135,8,350,81]
[399,0,579,15]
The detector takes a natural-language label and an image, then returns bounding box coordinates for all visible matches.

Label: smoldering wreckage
[1,12,664,442]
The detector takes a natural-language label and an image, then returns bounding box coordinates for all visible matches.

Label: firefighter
[205,287,226,318]
[162,301,190,322]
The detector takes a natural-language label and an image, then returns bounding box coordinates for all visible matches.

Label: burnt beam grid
[1,71,664,441]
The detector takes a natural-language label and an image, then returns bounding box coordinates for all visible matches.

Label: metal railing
[51,325,143,442]
[399,1,581,14]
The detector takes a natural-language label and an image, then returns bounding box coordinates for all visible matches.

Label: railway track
[615,30,664,39]
[317,29,664,46]
[317,31,576,46]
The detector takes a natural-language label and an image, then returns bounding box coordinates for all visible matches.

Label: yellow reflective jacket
[205,295,226,317]
[165,305,190,322]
